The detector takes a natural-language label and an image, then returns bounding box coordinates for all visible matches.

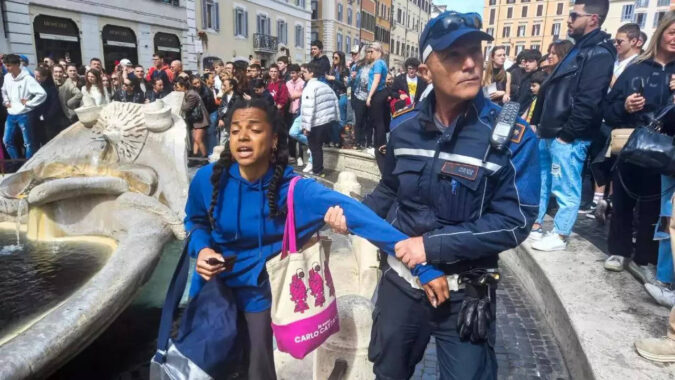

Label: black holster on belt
[456,269,500,343]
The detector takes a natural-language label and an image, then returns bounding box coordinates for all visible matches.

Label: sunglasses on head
[428,12,483,39]
[569,11,595,22]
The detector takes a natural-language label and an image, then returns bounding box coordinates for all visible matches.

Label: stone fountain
[0,94,189,379]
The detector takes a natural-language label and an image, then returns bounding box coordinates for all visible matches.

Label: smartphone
[632,77,644,96]
[206,255,236,272]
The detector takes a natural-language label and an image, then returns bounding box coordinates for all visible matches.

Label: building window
[502,26,511,38]
[311,0,318,19]
[337,4,343,22]
[356,12,361,28]
[489,9,495,24]
[234,7,248,37]
[486,27,494,37]
[636,12,646,28]
[295,25,304,48]
[515,45,525,55]
[507,0,515,3]
[202,0,220,31]
[397,8,402,23]
[537,4,543,16]
[556,3,563,15]
[636,0,649,8]
[348,8,353,25]
[337,33,343,52]
[277,20,287,44]
[257,14,271,35]
[507,7,513,18]
[505,45,511,56]
[521,6,527,17]
[489,0,496,5]
[531,44,540,51]
[295,0,306,8]
[621,5,634,21]
[396,40,400,55]
[658,0,669,6]
[551,22,560,37]
[531,24,540,36]
[654,11,666,27]
[346,36,351,53]
[517,25,526,37]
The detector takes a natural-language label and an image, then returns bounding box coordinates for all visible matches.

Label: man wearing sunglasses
[529,0,615,252]
[611,23,641,88]
[326,10,540,379]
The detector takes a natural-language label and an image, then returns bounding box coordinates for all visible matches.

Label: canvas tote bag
[265,176,340,359]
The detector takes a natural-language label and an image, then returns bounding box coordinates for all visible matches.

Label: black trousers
[243,310,276,380]
[351,97,371,147]
[369,90,390,173]
[369,272,497,380]
[308,123,331,174]
[608,162,660,265]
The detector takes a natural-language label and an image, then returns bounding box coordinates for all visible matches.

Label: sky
[436,0,484,15]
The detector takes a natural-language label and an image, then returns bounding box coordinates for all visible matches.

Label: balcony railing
[253,33,278,53]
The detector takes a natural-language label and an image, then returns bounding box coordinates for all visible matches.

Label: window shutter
[234,8,238,35]
[214,2,220,31]
[202,1,208,28]
[245,11,249,37]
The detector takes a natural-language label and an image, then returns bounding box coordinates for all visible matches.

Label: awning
[34,15,79,42]
[102,25,137,48]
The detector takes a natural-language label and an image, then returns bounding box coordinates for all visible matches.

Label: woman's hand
[196,248,227,281]
[243,93,251,101]
[422,275,450,308]
[670,74,675,91]
[503,93,511,103]
[325,75,336,81]
[218,119,225,128]
[324,206,348,234]
[625,93,645,113]
[366,96,372,107]
[489,90,504,100]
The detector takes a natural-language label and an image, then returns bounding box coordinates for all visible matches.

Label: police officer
[324,11,540,379]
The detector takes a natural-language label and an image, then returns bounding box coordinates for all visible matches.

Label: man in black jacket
[515,49,543,114]
[529,0,616,252]
[310,40,331,79]
[391,57,428,105]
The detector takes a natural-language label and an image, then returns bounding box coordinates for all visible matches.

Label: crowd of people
[3,0,675,372]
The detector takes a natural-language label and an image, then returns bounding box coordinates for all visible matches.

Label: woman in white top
[81,69,111,107]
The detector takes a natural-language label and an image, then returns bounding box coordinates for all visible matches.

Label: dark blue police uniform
[363,88,540,379]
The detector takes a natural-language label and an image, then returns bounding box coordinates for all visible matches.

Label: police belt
[386,255,498,292]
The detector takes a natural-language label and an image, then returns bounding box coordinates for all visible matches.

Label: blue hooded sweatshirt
[184,163,443,312]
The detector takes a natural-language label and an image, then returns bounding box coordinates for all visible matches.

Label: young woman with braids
[184,98,446,379]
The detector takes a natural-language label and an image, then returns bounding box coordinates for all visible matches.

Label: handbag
[610,128,633,155]
[619,105,675,177]
[150,233,245,380]
[265,176,340,359]
[186,98,204,124]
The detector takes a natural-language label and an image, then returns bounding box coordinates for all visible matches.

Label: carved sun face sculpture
[92,102,148,163]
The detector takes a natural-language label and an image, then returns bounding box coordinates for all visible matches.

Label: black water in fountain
[0,230,111,341]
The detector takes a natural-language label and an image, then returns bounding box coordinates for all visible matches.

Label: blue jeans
[4,113,36,159]
[288,114,308,146]
[536,138,591,236]
[206,111,219,156]
[331,94,349,144]
[656,175,675,283]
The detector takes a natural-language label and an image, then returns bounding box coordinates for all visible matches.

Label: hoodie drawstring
[258,181,264,259]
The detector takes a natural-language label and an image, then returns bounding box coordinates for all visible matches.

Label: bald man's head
[170,60,183,74]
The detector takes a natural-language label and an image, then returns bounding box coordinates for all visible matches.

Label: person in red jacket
[145,53,174,96]
[267,64,289,116]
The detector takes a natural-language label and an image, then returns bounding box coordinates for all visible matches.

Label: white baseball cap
[119,58,132,66]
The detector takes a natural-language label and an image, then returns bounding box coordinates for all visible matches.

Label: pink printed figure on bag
[308,262,326,307]
[290,268,310,313]
[324,259,335,297]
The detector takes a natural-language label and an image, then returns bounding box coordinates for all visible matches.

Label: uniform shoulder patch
[511,123,526,144]
[392,104,415,118]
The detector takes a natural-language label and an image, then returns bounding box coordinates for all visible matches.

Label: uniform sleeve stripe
[393,148,503,172]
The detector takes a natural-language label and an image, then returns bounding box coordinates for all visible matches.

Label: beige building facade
[483,0,574,59]
[311,0,361,56]
[195,0,312,69]
[389,0,432,72]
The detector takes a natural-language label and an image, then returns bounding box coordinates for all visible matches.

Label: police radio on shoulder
[490,102,520,152]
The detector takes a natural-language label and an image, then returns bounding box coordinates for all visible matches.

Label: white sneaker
[645,283,675,308]
[297,157,304,167]
[302,163,313,173]
[531,233,567,251]
[604,255,626,272]
[627,261,657,285]
[528,227,545,241]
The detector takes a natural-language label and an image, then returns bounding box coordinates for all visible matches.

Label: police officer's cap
[419,11,493,63]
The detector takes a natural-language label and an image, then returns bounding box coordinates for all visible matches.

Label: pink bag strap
[281,176,301,259]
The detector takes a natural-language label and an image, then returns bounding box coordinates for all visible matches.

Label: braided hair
[207,98,289,228]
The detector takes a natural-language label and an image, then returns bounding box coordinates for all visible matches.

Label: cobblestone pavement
[411,266,570,380]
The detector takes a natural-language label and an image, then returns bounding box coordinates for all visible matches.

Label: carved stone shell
[92,102,148,162]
